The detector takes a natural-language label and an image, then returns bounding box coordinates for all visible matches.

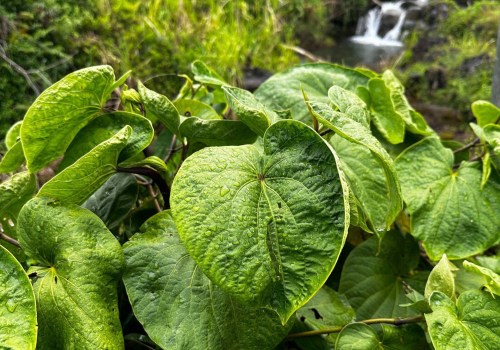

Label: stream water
[317,0,427,69]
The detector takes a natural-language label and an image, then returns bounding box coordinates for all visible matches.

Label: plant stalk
[0,226,21,248]
[117,166,170,208]
[286,315,425,339]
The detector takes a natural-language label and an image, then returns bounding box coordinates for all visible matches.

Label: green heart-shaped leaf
[123,210,291,350]
[21,65,120,172]
[254,63,369,123]
[336,323,428,350]
[38,126,131,205]
[339,231,422,319]
[395,137,500,260]
[17,197,124,349]
[171,119,349,323]
[426,290,500,350]
[0,245,37,350]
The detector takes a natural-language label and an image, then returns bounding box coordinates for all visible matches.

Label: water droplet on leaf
[6,299,16,313]
[220,186,230,197]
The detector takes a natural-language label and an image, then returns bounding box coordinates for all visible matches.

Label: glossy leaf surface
[17,197,124,349]
[174,99,220,120]
[381,70,433,136]
[425,255,457,300]
[339,231,421,319]
[307,100,402,231]
[123,211,291,350]
[0,141,25,173]
[471,100,500,126]
[138,81,180,135]
[191,60,227,86]
[395,137,500,260]
[426,290,500,350]
[223,86,274,136]
[171,119,348,323]
[462,261,500,296]
[59,111,153,170]
[83,173,139,230]
[367,78,405,144]
[255,63,369,123]
[0,172,36,219]
[38,126,131,205]
[0,245,37,350]
[21,66,118,172]
[5,121,22,150]
[336,323,428,350]
[179,117,258,146]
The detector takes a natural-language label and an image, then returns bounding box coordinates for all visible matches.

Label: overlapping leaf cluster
[0,61,499,349]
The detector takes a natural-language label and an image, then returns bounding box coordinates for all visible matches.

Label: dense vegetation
[399,0,500,127]
[1,60,499,349]
[3,0,497,142]
[2,0,356,143]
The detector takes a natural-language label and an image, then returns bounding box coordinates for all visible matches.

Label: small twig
[147,184,162,212]
[0,44,41,96]
[117,166,170,209]
[281,44,324,62]
[453,137,480,153]
[320,129,332,137]
[286,315,425,339]
[0,225,20,248]
[470,150,486,163]
[164,135,178,163]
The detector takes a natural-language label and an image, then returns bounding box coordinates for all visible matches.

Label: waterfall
[351,0,425,47]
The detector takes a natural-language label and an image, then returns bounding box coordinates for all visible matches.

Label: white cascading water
[351,0,425,47]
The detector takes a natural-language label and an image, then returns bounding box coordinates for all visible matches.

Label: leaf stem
[453,137,480,153]
[117,166,170,208]
[164,135,178,163]
[0,225,20,248]
[286,315,425,339]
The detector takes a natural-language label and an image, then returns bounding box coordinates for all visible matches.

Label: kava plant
[0,61,499,349]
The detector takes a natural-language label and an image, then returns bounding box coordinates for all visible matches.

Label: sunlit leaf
[171,119,349,323]
[395,137,500,260]
[0,245,37,350]
[255,63,369,123]
[18,197,124,349]
[38,126,131,205]
[123,210,291,350]
[21,66,118,172]
[426,290,500,350]
[339,231,422,319]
